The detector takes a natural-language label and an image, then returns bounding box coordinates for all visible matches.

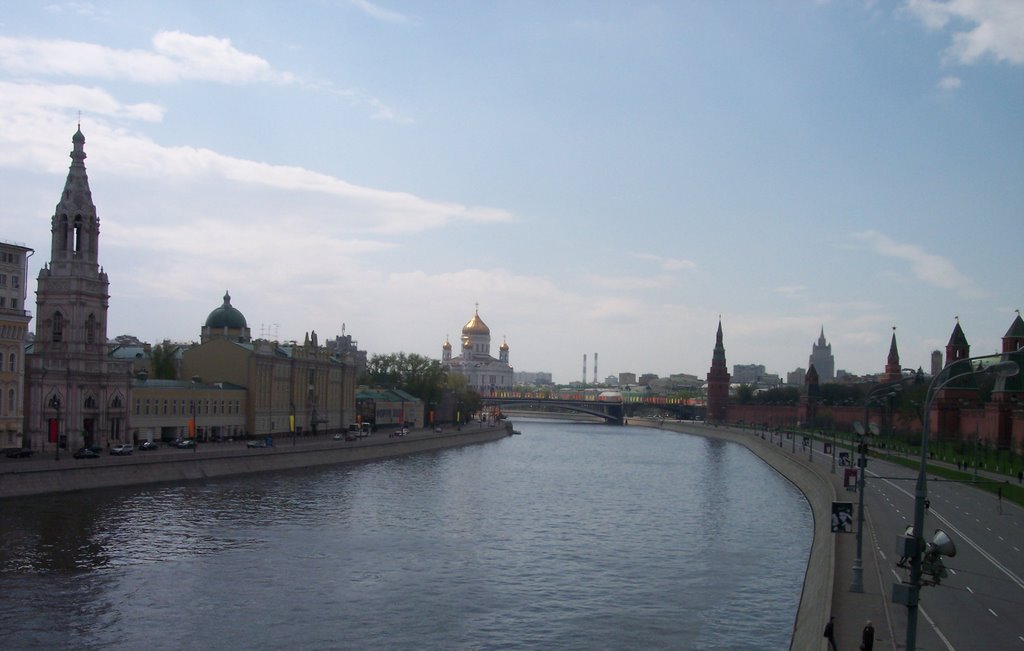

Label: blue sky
[1,1,1021,384]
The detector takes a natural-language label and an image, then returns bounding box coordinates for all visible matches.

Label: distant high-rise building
[931,350,942,376]
[787,368,807,385]
[618,372,637,386]
[808,327,835,382]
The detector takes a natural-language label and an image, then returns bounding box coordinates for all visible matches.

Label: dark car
[3,447,34,458]
[138,441,159,451]
[73,447,100,459]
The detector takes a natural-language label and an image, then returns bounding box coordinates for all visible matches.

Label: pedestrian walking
[860,620,874,651]
[824,616,837,651]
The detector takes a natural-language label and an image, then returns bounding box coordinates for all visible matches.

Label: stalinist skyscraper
[808,327,835,383]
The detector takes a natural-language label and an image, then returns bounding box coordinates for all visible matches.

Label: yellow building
[181,293,359,439]
[129,377,247,444]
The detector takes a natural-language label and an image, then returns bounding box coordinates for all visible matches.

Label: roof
[205,291,247,330]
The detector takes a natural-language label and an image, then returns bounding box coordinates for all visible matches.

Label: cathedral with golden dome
[442,306,513,393]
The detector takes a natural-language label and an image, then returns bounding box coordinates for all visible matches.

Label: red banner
[48,418,58,443]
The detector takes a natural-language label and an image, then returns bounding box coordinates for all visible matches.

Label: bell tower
[34,126,110,359]
[25,127,131,453]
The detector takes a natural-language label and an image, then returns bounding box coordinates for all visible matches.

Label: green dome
[205,291,247,329]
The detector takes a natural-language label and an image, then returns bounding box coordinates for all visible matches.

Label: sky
[1,1,1021,385]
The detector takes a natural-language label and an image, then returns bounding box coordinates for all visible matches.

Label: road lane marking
[875,473,1024,591]
[988,608,998,617]
[966,585,973,593]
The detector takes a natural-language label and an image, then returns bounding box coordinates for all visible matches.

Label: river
[0,419,811,650]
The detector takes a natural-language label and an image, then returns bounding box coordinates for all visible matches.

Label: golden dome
[500,339,509,351]
[462,308,490,336]
[442,337,452,350]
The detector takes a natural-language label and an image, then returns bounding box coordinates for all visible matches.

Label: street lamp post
[49,395,62,461]
[899,355,1018,651]
[850,382,903,593]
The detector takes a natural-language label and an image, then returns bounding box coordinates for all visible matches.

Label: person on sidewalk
[860,620,874,651]
[824,616,837,651]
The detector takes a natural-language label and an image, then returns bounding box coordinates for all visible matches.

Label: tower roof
[947,320,969,348]
[1005,312,1024,339]
[462,308,490,336]
[205,291,247,330]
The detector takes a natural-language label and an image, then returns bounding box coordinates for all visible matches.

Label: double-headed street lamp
[850,380,907,593]
[896,354,1018,651]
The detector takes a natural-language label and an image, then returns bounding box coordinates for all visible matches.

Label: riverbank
[637,419,836,651]
[0,423,512,499]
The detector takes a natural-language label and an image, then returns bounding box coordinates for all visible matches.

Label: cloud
[629,252,697,272]
[348,0,414,24]
[0,82,514,235]
[905,0,1024,65]
[850,230,985,298]
[0,32,294,84]
[937,75,962,90]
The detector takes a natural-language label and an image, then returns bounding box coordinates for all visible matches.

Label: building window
[0,274,6,286]
[52,312,63,343]
[144,399,150,415]
[5,388,11,415]
[8,353,14,372]
[134,399,140,415]
[163,400,168,415]
[10,299,16,310]
[11,276,18,289]
[86,314,96,345]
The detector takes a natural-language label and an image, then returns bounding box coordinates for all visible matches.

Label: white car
[110,443,133,455]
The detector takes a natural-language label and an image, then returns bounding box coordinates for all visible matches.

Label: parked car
[246,440,267,448]
[138,441,159,451]
[176,439,196,449]
[73,447,100,459]
[3,447,34,458]
[110,444,133,455]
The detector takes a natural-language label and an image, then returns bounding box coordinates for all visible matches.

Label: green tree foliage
[150,343,178,380]
[819,383,865,406]
[364,352,449,405]
[753,386,801,405]
[736,384,754,404]
[445,372,481,419]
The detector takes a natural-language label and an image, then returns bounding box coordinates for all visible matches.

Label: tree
[736,384,754,404]
[364,352,449,406]
[150,343,178,380]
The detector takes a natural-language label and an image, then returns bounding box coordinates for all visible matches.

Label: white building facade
[442,307,513,394]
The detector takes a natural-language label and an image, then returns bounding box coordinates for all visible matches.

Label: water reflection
[0,421,811,650]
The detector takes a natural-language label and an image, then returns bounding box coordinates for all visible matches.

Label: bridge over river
[480,391,706,424]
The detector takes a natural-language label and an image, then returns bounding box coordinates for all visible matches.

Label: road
[856,453,1024,649]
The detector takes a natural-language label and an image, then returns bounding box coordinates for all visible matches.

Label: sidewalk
[827,464,892,651]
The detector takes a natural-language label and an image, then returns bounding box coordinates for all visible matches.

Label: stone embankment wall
[640,421,836,651]
[0,426,511,499]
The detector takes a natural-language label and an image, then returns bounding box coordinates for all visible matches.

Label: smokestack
[594,352,598,385]
[583,354,587,386]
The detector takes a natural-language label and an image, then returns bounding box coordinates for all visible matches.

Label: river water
[0,420,811,650]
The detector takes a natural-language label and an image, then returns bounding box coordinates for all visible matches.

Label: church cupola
[442,336,452,362]
[499,337,509,364]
